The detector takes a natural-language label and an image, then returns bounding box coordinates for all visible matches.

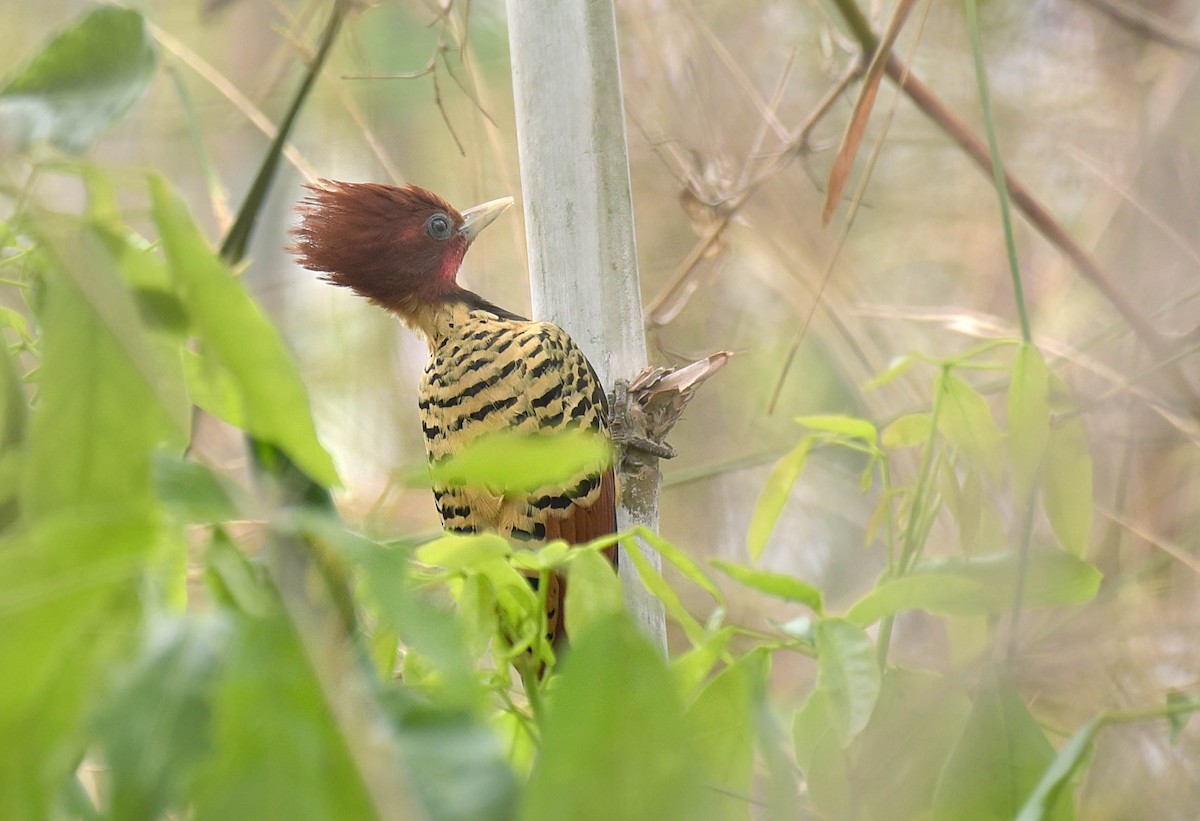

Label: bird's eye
[426,213,453,240]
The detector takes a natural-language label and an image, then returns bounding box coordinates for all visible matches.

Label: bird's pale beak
[459,196,513,241]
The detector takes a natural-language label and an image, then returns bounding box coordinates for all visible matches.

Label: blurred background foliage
[2,0,1200,818]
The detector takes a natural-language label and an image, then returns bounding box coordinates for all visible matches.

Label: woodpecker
[291,180,617,646]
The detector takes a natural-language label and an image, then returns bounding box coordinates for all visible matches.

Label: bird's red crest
[290,180,469,313]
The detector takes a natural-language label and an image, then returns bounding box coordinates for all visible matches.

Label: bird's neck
[395,288,526,351]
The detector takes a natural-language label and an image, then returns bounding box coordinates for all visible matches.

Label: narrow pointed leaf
[710,559,822,612]
[747,438,811,560]
[814,618,880,745]
[1008,344,1051,499]
[1042,416,1093,556]
[150,175,339,488]
[937,372,1004,477]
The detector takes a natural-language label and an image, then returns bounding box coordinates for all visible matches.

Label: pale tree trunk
[505,0,668,652]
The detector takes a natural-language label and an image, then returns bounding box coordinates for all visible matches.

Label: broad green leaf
[814,618,880,745]
[182,349,247,429]
[153,453,238,523]
[429,429,610,494]
[792,690,851,818]
[95,616,226,821]
[0,6,155,153]
[1008,344,1051,499]
[521,614,697,821]
[0,331,25,450]
[1042,416,1093,556]
[849,668,971,821]
[847,550,1101,626]
[937,371,1004,477]
[881,412,931,449]
[637,527,724,606]
[747,438,811,560]
[385,702,518,821]
[0,512,158,819]
[1015,717,1100,821]
[190,610,376,820]
[564,547,624,639]
[684,652,765,821]
[846,574,987,627]
[23,217,188,518]
[933,670,1068,821]
[710,559,822,612]
[417,532,511,572]
[149,175,339,488]
[795,414,877,444]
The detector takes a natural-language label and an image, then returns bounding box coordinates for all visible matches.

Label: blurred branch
[1073,0,1200,55]
[826,0,1200,409]
[149,23,318,183]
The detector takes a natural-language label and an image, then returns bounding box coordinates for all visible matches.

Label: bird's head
[290,180,512,315]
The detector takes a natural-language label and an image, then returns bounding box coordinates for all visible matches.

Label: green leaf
[181,348,247,429]
[881,412,932,449]
[428,429,610,494]
[863,354,916,390]
[637,527,724,607]
[795,414,877,444]
[23,216,188,518]
[747,438,811,560]
[937,371,1004,476]
[1015,717,1100,821]
[792,690,851,818]
[417,532,511,572]
[1167,690,1198,744]
[848,668,972,821]
[149,175,340,489]
[847,550,1101,626]
[710,559,822,612]
[0,6,156,153]
[1042,416,1093,556]
[95,616,226,821]
[933,670,1067,821]
[620,534,707,645]
[153,453,238,523]
[521,614,697,821]
[1008,344,1051,499]
[684,652,765,821]
[814,618,880,745]
[671,626,735,699]
[190,609,376,820]
[565,548,624,639]
[0,511,159,819]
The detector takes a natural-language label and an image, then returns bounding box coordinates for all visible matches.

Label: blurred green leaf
[710,559,822,612]
[747,438,811,560]
[564,547,624,639]
[1167,690,1197,744]
[24,216,188,518]
[95,616,226,821]
[417,532,511,572]
[933,670,1068,821]
[153,453,238,524]
[793,690,851,818]
[383,699,518,821]
[1042,416,1093,556]
[847,549,1101,626]
[182,348,247,429]
[1015,717,1100,821]
[937,371,1004,477]
[795,414,877,444]
[0,6,155,153]
[671,626,735,699]
[428,429,610,494]
[849,668,972,821]
[863,354,916,390]
[149,174,340,489]
[881,412,931,449]
[521,614,697,821]
[1008,343,1051,499]
[814,618,880,746]
[684,652,765,821]
[0,512,158,819]
[189,608,376,820]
